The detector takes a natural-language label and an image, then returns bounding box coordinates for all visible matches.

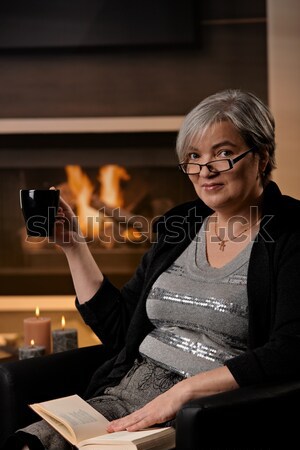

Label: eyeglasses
[178,147,255,175]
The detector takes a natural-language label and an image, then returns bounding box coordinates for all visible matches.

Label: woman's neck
[214,204,262,228]
[214,188,264,227]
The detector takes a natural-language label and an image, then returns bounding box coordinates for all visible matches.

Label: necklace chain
[213,216,260,251]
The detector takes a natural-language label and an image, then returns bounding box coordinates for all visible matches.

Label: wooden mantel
[0,296,76,312]
[0,116,183,135]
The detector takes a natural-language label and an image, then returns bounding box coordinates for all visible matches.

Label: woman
[9,89,300,449]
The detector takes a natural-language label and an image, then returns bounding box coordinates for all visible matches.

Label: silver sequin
[149,287,248,319]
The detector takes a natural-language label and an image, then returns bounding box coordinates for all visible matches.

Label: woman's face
[186,120,267,215]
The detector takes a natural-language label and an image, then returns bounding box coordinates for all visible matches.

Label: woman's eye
[217,150,232,158]
[189,152,200,161]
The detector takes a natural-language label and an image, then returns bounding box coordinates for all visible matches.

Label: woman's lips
[202,183,223,191]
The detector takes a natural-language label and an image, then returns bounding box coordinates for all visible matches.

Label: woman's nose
[199,165,216,177]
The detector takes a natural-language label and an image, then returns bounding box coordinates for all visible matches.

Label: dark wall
[0,1,267,119]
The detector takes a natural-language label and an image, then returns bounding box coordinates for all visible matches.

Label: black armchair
[1,345,299,450]
[0,345,110,448]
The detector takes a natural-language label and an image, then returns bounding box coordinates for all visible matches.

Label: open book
[30,394,175,450]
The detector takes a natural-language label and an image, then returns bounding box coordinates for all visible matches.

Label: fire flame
[121,228,143,241]
[30,339,35,346]
[35,306,40,318]
[98,165,130,208]
[61,315,66,330]
[65,164,142,244]
[65,165,104,237]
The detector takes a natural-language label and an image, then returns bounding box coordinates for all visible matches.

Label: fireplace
[0,128,196,295]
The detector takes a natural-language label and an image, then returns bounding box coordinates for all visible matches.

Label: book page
[79,427,175,448]
[29,404,77,444]
[30,394,109,445]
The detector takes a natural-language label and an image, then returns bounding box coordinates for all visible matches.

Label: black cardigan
[77,181,300,398]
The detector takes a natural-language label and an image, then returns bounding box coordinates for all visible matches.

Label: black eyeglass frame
[178,147,256,174]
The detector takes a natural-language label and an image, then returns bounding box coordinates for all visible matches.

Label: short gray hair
[176,89,276,181]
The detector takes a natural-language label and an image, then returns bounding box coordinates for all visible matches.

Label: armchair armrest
[0,344,111,446]
[176,379,300,450]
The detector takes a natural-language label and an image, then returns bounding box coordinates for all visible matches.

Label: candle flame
[30,339,35,346]
[61,315,66,330]
[35,306,40,318]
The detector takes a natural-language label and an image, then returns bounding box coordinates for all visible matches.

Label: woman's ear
[259,147,269,175]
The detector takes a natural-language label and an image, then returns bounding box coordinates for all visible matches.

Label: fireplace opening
[0,139,196,295]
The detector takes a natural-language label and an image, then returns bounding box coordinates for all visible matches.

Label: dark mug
[20,189,60,237]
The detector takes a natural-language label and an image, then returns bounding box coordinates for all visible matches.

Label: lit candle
[24,307,51,354]
[52,315,78,353]
[19,339,46,360]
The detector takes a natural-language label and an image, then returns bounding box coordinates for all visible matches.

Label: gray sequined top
[139,218,254,378]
